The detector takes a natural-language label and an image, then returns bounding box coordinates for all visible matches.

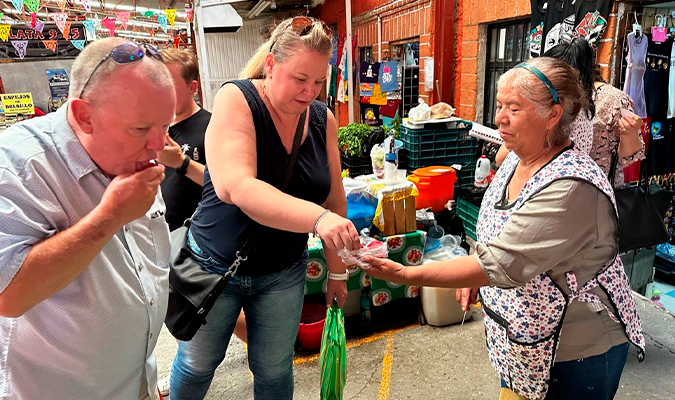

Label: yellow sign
[1,92,34,115]
[0,25,10,42]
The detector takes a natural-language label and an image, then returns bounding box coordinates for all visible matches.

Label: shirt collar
[50,102,102,181]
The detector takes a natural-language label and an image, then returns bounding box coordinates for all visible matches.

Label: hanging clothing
[529,0,547,57]
[644,35,673,120]
[359,82,374,97]
[359,62,380,84]
[569,0,613,47]
[542,0,570,53]
[668,39,675,119]
[379,100,401,118]
[379,61,399,92]
[370,84,388,106]
[623,32,649,118]
[541,0,614,54]
[648,118,675,175]
[668,119,675,173]
[645,33,673,175]
[477,147,645,400]
[328,65,338,98]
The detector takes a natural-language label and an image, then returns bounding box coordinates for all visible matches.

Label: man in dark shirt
[158,49,209,231]
[157,49,247,397]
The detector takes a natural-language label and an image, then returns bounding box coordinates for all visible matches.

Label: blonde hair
[239,17,333,79]
[160,48,200,83]
[498,57,587,147]
[70,37,173,100]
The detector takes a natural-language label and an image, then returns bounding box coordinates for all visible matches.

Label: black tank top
[191,79,332,277]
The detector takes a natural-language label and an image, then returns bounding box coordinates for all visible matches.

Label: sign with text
[1,92,34,115]
[0,23,84,59]
[45,69,69,111]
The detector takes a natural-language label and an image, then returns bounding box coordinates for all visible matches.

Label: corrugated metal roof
[204,17,270,80]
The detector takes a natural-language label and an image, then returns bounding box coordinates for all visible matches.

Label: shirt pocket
[147,203,171,268]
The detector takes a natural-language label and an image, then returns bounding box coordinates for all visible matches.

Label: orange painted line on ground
[377,336,395,400]
[293,323,417,366]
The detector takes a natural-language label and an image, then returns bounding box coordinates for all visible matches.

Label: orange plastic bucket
[408,166,456,212]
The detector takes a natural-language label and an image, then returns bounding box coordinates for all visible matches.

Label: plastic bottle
[384,130,398,184]
[474,155,490,188]
[360,288,372,325]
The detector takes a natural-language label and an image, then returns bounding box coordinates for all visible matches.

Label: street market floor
[648,271,675,314]
[155,293,675,400]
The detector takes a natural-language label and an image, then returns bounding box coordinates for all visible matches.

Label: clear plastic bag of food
[430,102,456,119]
[408,99,431,123]
[338,233,388,269]
[370,144,385,179]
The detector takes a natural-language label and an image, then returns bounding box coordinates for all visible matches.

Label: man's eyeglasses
[78,42,164,98]
[269,16,331,52]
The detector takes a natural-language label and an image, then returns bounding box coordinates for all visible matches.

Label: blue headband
[516,63,560,104]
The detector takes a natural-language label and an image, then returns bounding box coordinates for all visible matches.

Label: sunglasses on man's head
[269,16,331,52]
[78,42,164,98]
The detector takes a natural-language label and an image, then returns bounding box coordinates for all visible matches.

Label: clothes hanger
[632,11,642,39]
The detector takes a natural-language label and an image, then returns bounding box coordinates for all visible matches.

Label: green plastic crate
[456,198,480,240]
[400,120,479,171]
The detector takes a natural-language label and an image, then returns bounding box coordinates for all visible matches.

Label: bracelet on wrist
[312,209,331,237]
[328,271,349,281]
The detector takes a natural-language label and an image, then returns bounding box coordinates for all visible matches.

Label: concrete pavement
[155,293,674,399]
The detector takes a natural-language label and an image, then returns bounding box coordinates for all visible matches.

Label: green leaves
[337,123,372,157]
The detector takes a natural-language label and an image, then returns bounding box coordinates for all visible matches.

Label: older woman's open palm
[361,256,407,282]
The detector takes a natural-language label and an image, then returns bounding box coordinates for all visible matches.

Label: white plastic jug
[420,286,472,326]
[474,155,490,188]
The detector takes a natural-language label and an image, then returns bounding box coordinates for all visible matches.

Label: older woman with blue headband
[361,57,645,400]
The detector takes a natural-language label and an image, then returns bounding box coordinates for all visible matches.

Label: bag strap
[610,150,650,191]
[223,108,309,277]
[609,150,618,187]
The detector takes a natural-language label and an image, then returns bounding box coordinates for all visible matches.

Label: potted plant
[337,123,372,157]
[338,123,373,177]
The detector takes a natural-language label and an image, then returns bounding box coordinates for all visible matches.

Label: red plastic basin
[297,303,327,350]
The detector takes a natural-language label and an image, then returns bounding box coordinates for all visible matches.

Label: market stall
[302,115,481,336]
[0,0,194,129]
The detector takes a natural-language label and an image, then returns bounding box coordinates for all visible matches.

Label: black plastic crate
[456,166,477,187]
[340,152,372,177]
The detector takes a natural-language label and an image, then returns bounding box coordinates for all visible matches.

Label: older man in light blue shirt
[0,38,176,399]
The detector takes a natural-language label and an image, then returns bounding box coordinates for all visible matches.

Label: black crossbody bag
[164,109,307,341]
[609,153,673,253]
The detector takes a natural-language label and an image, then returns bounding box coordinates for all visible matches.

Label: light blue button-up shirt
[0,105,170,400]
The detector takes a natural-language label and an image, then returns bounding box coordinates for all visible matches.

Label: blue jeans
[170,231,308,400]
[501,342,630,399]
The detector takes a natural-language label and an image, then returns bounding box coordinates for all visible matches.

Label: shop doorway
[391,41,419,118]
[482,19,531,128]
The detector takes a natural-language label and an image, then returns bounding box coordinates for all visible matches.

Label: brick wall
[457,0,532,121]
[595,2,620,83]
[314,0,435,127]
[456,0,619,122]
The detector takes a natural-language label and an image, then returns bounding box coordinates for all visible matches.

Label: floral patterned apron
[478,148,645,400]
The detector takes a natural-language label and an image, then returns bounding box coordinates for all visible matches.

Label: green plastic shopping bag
[319,303,346,400]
